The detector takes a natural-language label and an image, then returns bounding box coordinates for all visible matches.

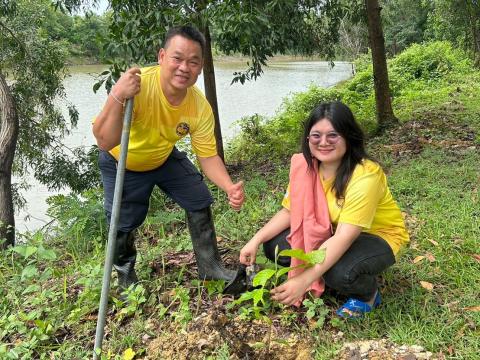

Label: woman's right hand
[239,239,260,265]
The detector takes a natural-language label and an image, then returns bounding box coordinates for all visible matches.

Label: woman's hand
[270,274,310,306]
[239,239,259,265]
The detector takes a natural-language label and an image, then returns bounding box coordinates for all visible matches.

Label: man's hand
[112,67,142,102]
[239,238,259,265]
[270,275,310,306]
[227,181,245,210]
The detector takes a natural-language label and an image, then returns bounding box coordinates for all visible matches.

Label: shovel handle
[93,98,134,359]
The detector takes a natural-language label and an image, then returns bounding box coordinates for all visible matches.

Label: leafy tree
[0,0,99,248]
[382,0,432,56]
[70,13,110,60]
[426,0,480,67]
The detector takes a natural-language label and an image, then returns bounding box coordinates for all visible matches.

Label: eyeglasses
[307,132,341,145]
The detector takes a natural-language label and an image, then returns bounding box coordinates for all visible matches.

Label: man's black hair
[164,25,206,56]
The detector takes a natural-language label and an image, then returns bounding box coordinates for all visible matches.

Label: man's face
[158,35,203,94]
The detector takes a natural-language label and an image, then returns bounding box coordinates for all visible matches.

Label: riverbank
[66,53,340,66]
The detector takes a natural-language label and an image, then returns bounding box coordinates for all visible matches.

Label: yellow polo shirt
[282,159,409,255]
[104,65,217,171]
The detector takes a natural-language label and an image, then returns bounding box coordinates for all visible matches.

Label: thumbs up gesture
[227,181,245,211]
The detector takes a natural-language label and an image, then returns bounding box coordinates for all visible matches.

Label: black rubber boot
[113,231,139,291]
[186,207,246,295]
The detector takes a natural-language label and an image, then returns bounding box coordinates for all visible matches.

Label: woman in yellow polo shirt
[239,101,409,317]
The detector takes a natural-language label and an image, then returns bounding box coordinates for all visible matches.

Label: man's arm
[92,68,141,151]
[197,155,245,210]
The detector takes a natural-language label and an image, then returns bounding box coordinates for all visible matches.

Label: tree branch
[0,20,27,53]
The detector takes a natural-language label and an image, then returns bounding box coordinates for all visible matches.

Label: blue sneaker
[336,291,381,318]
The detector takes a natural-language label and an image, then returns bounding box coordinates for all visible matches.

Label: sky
[75,0,109,15]
[94,0,108,14]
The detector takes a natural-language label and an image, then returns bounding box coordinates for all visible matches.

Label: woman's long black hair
[301,101,369,202]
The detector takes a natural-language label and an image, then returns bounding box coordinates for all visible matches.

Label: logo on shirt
[176,122,190,137]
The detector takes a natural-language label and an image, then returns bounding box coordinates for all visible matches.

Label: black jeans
[263,229,396,302]
[98,147,213,232]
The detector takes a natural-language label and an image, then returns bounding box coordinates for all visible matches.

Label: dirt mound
[145,307,314,360]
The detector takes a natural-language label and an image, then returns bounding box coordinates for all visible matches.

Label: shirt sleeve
[281,183,291,210]
[338,171,385,229]
[190,104,217,158]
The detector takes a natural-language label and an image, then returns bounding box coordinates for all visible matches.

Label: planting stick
[93,98,134,359]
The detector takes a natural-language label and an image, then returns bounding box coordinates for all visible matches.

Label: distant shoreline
[67,54,353,66]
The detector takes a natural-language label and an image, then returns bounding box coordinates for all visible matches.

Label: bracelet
[110,90,125,106]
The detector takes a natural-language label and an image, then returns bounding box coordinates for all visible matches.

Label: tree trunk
[202,25,225,161]
[365,0,398,131]
[0,72,18,249]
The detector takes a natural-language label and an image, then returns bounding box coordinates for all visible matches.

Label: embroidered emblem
[176,122,190,137]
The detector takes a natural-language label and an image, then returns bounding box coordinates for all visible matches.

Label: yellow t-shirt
[104,65,217,171]
[282,159,409,255]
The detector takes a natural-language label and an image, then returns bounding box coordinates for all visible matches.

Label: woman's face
[307,118,347,168]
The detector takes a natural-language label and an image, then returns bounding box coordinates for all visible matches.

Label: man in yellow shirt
[93,25,245,294]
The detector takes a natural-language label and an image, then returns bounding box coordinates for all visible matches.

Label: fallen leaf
[420,281,434,291]
[428,239,439,246]
[472,254,480,263]
[448,346,455,355]
[413,256,425,264]
[425,253,436,262]
[463,306,480,312]
[123,348,136,360]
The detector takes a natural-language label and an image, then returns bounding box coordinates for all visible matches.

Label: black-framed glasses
[307,132,341,145]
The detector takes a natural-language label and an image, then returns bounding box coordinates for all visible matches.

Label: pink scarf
[286,154,332,302]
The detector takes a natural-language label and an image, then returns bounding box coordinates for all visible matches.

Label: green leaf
[305,249,326,265]
[12,245,37,259]
[37,246,57,260]
[93,80,104,93]
[306,308,315,319]
[252,288,268,307]
[276,266,293,278]
[22,284,41,295]
[21,265,39,281]
[278,249,309,262]
[232,291,254,306]
[252,269,276,287]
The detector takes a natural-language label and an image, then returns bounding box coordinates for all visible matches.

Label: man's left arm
[198,155,245,211]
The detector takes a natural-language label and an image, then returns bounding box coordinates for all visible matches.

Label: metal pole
[93,98,134,359]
